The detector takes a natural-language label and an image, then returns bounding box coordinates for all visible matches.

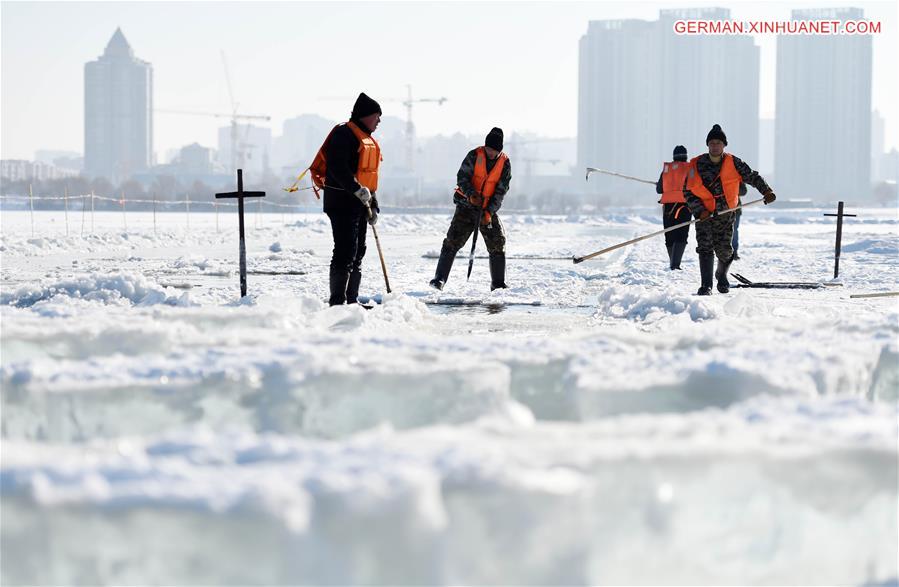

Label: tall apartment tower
[775,8,871,201]
[578,9,759,197]
[84,28,153,182]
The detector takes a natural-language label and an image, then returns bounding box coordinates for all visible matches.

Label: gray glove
[368,207,378,226]
[354,186,372,205]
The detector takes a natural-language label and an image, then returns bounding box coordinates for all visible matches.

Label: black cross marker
[823,201,857,279]
[216,169,265,297]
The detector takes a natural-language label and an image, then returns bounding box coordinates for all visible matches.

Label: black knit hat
[673,145,687,161]
[351,92,382,120]
[706,124,727,146]
[485,127,504,151]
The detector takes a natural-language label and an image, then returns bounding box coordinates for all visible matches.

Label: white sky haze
[1,0,896,161]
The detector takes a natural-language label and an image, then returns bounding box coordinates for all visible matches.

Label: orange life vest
[685,153,741,212]
[660,161,689,204]
[470,147,508,224]
[308,122,382,199]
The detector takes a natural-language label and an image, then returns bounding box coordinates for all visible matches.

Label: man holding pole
[684,124,776,295]
[655,145,691,270]
[322,92,383,306]
[429,127,512,291]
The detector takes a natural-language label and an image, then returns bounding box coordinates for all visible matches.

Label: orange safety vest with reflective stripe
[660,161,689,204]
[471,147,508,224]
[685,153,741,212]
[308,122,382,198]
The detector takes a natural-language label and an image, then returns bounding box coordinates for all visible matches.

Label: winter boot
[345,270,362,304]
[429,246,456,291]
[666,243,674,269]
[732,250,740,261]
[328,266,350,306]
[489,252,508,291]
[715,255,734,294]
[670,241,687,270]
[697,253,714,296]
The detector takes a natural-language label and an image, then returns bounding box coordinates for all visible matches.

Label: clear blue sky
[2,0,896,160]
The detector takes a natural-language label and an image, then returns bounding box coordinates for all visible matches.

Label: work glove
[368,207,378,226]
[763,190,777,205]
[698,209,713,220]
[354,186,372,205]
[468,193,484,208]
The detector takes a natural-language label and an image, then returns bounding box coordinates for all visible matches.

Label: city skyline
[578,7,761,195]
[1,1,896,164]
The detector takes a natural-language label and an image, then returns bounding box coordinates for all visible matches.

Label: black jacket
[323,119,379,215]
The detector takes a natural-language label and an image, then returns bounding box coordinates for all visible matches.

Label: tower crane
[317,86,448,173]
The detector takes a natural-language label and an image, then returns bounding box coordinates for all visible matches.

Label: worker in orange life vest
[684,124,776,295]
[655,145,690,270]
[322,92,382,306]
[429,127,512,291]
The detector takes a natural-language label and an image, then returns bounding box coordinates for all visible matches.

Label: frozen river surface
[1,206,897,585]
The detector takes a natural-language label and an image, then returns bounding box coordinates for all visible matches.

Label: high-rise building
[578,9,759,198]
[871,109,884,181]
[658,9,759,169]
[759,118,775,177]
[578,18,660,196]
[84,28,153,182]
[775,8,871,201]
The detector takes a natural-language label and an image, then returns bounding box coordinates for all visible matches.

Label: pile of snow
[590,285,716,322]
[1,273,191,308]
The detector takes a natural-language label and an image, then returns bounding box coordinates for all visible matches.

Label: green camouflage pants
[441,206,506,254]
[694,212,734,262]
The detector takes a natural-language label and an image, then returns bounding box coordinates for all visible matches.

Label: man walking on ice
[429,127,512,291]
[684,123,776,295]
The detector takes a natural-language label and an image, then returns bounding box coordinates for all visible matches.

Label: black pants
[327,209,368,274]
[663,203,690,247]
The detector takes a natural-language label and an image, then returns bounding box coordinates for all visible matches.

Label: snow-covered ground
[2,206,897,585]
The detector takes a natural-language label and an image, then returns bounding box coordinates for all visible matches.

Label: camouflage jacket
[453,148,512,214]
[684,154,770,216]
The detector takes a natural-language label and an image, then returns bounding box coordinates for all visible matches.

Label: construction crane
[219,51,270,172]
[401,85,447,173]
[155,108,271,171]
[317,86,448,173]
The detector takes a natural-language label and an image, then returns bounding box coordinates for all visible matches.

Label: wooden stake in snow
[28,184,35,237]
[81,191,87,236]
[121,191,127,231]
[64,185,69,236]
[823,202,857,279]
[215,169,265,297]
